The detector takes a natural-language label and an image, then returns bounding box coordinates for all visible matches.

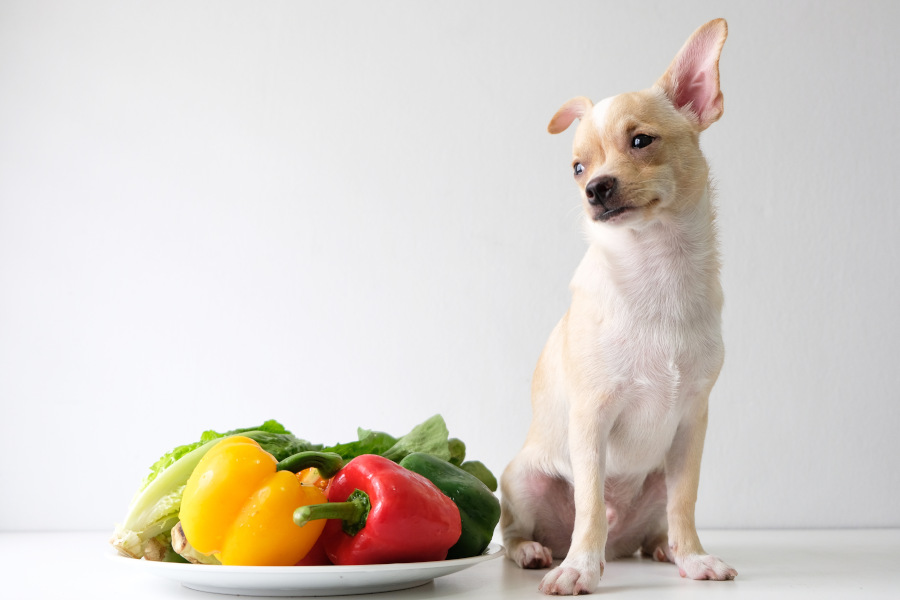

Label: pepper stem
[293,489,371,536]
[276,451,344,479]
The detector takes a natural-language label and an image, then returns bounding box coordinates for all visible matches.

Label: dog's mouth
[596,206,632,222]
[592,198,660,223]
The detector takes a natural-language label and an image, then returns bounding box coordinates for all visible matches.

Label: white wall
[1,0,898,531]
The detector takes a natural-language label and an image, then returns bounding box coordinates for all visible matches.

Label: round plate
[112,543,504,597]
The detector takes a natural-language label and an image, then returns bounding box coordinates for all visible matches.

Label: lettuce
[321,414,452,463]
[111,420,314,560]
[139,419,310,490]
[381,414,452,462]
[319,428,398,461]
[317,415,496,488]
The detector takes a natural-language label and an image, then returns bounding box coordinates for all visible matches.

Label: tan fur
[500,19,736,595]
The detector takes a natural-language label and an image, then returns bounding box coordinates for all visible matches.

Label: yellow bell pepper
[179,436,342,566]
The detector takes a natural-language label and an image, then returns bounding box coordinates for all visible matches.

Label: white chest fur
[568,202,723,475]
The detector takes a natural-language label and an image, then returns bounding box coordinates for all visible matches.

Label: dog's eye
[632,134,654,149]
[573,163,584,176]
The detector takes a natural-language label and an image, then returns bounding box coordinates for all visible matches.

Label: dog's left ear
[656,18,728,130]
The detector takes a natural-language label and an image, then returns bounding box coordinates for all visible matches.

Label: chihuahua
[500,19,736,595]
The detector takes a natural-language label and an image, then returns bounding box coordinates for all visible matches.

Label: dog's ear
[548,96,593,134]
[656,18,728,130]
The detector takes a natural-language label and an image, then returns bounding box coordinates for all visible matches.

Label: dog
[499,19,736,595]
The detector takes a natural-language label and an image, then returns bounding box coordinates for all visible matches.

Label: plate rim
[109,542,505,573]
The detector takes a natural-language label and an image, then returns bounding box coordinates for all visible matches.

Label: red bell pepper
[293,454,461,564]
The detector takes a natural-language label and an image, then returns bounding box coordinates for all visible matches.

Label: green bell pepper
[399,452,500,559]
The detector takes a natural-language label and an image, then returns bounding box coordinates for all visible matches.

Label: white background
[1,1,898,532]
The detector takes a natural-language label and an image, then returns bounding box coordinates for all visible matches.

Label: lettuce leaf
[113,420,314,560]
[320,414,452,463]
[140,419,309,490]
[320,428,397,460]
[381,414,451,462]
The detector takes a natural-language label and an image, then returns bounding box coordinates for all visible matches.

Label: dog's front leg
[539,397,613,595]
[665,401,737,581]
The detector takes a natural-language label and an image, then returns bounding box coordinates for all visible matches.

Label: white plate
[112,543,504,597]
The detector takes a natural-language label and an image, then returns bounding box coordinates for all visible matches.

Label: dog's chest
[600,318,718,474]
[571,231,723,473]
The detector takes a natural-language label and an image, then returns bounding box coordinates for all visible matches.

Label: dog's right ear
[548,96,593,134]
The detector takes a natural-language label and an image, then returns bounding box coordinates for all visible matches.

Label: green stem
[293,489,371,536]
[276,451,344,478]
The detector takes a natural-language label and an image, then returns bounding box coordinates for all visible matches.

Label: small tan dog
[500,19,736,595]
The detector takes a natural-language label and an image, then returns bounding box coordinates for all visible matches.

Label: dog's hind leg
[500,454,575,569]
[639,507,674,563]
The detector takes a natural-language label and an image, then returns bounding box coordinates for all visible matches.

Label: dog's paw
[538,556,604,595]
[651,545,673,563]
[509,541,553,569]
[676,553,737,580]
[641,536,674,563]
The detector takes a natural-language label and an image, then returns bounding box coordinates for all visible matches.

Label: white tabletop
[2,529,898,598]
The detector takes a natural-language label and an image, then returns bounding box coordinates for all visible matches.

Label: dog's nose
[585,176,618,206]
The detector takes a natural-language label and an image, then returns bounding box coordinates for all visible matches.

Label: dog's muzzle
[585,176,630,221]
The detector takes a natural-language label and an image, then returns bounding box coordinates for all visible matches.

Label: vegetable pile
[110,415,500,566]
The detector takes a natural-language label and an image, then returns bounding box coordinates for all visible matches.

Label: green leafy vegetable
[139,420,305,490]
[459,460,498,492]
[448,438,466,466]
[321,414,453,464]
[111,421,314,560]
[321,428,397,460]
[381,414,451,462]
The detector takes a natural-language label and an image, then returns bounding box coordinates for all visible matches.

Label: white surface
[109,543,502,597]
[2,0,900,533]
[3,530,900,599]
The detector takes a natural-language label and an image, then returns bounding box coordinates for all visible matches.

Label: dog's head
[549,19,727,229]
